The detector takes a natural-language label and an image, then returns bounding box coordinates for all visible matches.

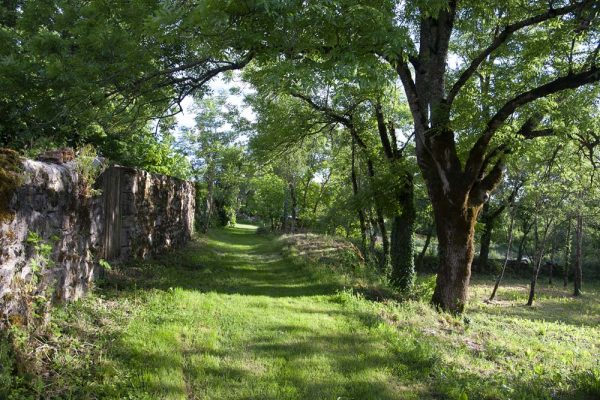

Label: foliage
[74,144,105,197]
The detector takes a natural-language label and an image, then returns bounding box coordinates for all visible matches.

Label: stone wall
[0,157,195,319]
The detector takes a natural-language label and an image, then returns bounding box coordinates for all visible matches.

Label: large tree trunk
[430,192,481,313]
[389,177,416,291]
[392,1,598,313]
[573,214,583,296]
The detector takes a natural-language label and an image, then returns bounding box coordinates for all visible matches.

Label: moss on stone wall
[0,149,23,223]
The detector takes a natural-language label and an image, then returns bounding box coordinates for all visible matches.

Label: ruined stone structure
[0,156,195,318]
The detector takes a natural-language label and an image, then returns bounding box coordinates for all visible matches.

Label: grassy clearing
[2,224,599,399]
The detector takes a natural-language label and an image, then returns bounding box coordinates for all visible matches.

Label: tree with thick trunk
[235,0,599,310]
[385,0,600,312]
[289,92,416,283]
[374,103,416,290]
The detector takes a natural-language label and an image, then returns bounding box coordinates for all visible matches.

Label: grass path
[103,224,415,399]
[29,224,599,399]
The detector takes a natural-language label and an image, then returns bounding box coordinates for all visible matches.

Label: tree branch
[375,102,394,160]
[289,91,352,127]
[465,66,600,180]
[447,1,590,106]
[517,116,555,139]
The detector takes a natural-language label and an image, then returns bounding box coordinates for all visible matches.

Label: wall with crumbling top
[0,154,195,319]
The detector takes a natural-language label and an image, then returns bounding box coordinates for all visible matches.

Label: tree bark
[489,207,515,301]
[430,190,481,313]
[373,103,414,289]
[389,177,416,291]
[574,214,583,296]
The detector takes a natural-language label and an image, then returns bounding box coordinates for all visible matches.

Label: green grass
[3,224,599,399]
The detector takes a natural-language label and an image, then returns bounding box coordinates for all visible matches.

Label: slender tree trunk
[490,207,515,301]
[526,259,543,306]
[526,217,554,306]
[526,221,541,306]
[574,214,583,296]
[417,223,434,269]
[563,219,572,288]
[389,177,416,291]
